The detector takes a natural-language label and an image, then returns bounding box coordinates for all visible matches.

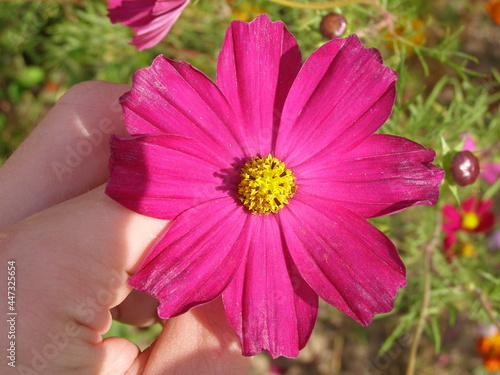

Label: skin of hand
[0,81,251,375]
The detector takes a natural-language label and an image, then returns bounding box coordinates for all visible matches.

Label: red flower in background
[442,197,495,261]
[108,0,189,50]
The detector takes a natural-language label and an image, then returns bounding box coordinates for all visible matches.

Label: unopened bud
[319,13,347,39]
[450,150,480,186]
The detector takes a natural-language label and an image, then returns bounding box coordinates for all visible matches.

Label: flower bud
[450,150,480,186]
[319,13,347,39]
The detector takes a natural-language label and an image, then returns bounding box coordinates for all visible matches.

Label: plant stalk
[268,0,377,10]
[405,215,442,375]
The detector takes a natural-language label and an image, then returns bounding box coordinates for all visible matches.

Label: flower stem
[474,287,500,332]
[267,0,377,10]
[268,0,395,35]
[484,176,500,200]
[405,214,442,375]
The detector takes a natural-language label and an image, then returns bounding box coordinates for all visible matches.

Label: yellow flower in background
[385,18,426,55]
[457,242,477,258]
[227,0,266,21]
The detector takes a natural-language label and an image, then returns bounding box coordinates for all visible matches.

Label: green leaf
[431,315,442,352]
[483,178,500,201]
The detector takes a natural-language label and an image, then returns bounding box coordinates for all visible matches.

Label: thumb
[136,298,251,375]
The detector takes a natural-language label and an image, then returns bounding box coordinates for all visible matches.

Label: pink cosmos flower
[108,0,189,51]
[106,15,444,357]
[442,197,495,261]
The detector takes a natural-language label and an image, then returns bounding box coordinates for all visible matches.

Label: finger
[0,81,161,327]
[133,298,251,375]
[0,81,130,229]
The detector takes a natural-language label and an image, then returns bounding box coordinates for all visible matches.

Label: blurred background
[1,0,499,374]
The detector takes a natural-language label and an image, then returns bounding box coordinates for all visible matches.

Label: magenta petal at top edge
[108,0,190,51]
[105,14,444,358]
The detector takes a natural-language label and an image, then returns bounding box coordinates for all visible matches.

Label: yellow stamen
[238,154,297,214]
[462,212,480,230]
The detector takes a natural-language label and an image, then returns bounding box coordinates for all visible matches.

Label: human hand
[0,81,251,375]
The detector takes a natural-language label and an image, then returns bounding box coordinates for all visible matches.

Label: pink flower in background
[442,197,496,261]
[108,0,189,50]
[488,230,500,251]
[106,15,443,357]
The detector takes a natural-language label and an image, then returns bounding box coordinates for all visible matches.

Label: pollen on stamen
[462,211,480,230]
[238,154,297,215]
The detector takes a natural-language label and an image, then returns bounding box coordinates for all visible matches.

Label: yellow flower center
[462,212,480,230]
[238,154,297,214]
[458,243,476,258]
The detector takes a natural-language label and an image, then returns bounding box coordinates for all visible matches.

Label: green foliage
[43,1,142,82]
[103,321,162,350]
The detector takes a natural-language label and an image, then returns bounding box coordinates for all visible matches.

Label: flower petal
[478,212,496,232]
[280,196,406,326]
[108,0,123,9]
[293,134,444,218]
[442,204,462,232]
[444,231,457,253]
[275,35,397,166]
[152,0,188,14]
[476,198,493,216]
[128,17,178,51]
[222,215,318,358]
[461,134,477,152]
[121,55,246,159]
[106,134,237,220]
[108,0,189,51]
[130,1,190,50]
[129,198,248,318]
[108,0,154,26]
[461,196,477,212]
[217,14,302,156]
[481,163,500,185]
